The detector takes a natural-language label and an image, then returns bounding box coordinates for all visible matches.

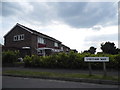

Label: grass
[3,70,119,81]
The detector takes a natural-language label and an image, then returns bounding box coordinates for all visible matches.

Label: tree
[83,50,89,53]
[116,48,120,54]
[83,46,96,54]
[88,46,96,54]
[101,42,117,54]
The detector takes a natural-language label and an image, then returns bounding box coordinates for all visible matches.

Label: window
[13,34,24,41]
[66,48,69,51]
[61,47,63,50]
[14,36,17,41]
[54,42,58,47]
[20,34,24,40]
[38,37,45,44]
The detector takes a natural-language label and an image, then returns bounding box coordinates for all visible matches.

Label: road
[2,76,118,88]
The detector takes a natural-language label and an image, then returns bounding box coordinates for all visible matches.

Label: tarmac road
[2,76,118,88]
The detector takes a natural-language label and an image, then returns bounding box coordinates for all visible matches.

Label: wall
[4,26,32,48]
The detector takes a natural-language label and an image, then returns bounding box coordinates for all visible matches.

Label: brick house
[3,23,70,57]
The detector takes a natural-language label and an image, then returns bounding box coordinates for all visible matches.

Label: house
[3,23,70,57]
[71,49,78,53]
[61,44,70,53]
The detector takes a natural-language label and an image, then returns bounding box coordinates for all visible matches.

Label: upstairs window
[61,47,63,50]
[54,42,58,47]
[14,36,17,41]
[20,34,24,40]
[38,37,45,44]
[13,34,24,41]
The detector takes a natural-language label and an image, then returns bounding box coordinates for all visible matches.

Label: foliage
[23,51,120,70]
[2,50,20,64]
[88,47,96,54]
[83,46,96,54]
[2,50,119,70]
[101,42,118,55]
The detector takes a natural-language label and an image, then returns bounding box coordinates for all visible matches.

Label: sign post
[103,62,107,77]
[84,57,109,77]
[88,62,92,76]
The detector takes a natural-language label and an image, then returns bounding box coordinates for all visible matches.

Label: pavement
[2,67,120,85]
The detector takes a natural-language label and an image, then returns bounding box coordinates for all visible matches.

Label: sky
[0,0,119,52]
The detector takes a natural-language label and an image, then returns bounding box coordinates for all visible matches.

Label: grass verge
[3,70,119,81]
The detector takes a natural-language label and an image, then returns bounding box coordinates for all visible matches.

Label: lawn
[2,70,119,81]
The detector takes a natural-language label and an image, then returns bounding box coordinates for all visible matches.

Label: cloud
[85,25,118,42]
[92,25,103,30]
[2,2,33,17]
[85,33,118,42]
[1,2,118,52]
[54,2,117,28]
[2,2,117,28]
[84,25,118,51]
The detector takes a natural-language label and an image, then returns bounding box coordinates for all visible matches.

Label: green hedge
[2,50,20,64]
[23,52,120,70]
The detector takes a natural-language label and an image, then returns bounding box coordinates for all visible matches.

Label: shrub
[31,55,41,67]
[23,55,32,67]
[23,52,119,70]
[57,52,69,68]
[2,50,20,64]
[114,54,120,69]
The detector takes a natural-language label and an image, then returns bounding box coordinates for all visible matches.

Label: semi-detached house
[3,23,70,57]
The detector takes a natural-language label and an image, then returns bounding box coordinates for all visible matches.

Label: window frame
[54,42,58,47]
[13,34,24,41]
[38,37,45,44]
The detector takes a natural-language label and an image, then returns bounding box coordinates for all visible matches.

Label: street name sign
[84,57,109,62]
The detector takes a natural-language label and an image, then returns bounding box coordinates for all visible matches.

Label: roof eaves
[17,23,33,34]
[4,23,33,38]
[61,44,70,49]
[31,30,61,43]
[16,23,61,43]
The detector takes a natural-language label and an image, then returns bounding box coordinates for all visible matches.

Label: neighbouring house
[3,23,71,57]
[71,49,78,53]
[61,44,70,53]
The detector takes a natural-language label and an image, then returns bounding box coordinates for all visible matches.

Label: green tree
[101,42,117,54]
[83,46,96,54]
[116,48,120,54]
[88,46,96,54]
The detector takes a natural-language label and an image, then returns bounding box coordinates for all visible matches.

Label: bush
[23,55,32,67]
[23,52,119,70]
[2,50,20,64]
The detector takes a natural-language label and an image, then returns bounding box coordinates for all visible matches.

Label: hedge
[23,52,120,70]
[2,50,20,64]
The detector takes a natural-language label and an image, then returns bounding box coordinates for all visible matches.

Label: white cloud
[18,2,33,14]
[21,21,118,52]
[1,2,118,52]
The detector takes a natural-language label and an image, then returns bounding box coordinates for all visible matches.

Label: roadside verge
[2,70,119,85]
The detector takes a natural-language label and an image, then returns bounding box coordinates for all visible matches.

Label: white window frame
[14,36,17,41]
[13,34,24,41]
[61,47,63,50]
[38,37,45,44]
[18,35,20,41]
[54,42,58,47]
[66,48,69,51]
[20,34,24,40]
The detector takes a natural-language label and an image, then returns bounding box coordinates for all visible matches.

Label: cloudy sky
[1,0,119,52]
